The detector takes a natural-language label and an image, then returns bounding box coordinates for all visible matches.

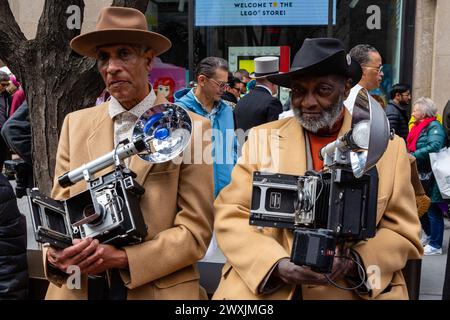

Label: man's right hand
[46,238,100,273]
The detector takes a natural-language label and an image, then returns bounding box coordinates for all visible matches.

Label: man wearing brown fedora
[234,56,283,134]
[212,38,422,300]
[43,6,214,300]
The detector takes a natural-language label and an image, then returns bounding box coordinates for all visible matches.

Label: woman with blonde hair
[407,97,447,255]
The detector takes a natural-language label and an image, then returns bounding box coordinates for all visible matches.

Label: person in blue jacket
[175,57,238,198]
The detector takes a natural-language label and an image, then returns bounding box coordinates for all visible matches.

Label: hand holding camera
[273,247,357,286]
[47,237,100,273]
[47,237,128,275]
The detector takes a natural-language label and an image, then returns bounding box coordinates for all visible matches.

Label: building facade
[5,0,449,113]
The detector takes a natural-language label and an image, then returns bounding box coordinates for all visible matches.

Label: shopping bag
[430,147,450,199]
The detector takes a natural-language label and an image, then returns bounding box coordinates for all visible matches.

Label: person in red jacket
[7,75,26,117]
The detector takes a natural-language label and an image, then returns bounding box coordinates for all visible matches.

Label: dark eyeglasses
[0,82,10,87]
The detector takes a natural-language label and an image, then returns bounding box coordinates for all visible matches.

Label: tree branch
[112,0,150,13]
[0,0,27,66]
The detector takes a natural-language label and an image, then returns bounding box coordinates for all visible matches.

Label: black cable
[324,254,367,291]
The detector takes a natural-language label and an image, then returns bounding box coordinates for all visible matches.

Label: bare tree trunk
[0,0,149,194]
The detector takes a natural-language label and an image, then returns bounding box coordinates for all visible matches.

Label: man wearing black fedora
[234,56,283,134]
[213,38,421,300]
[43,6,214,300]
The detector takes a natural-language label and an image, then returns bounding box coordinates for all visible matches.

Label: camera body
[250,168,378,273]
[29,168,147,249]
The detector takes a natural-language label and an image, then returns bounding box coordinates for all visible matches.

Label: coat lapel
[86,103,115,178]
[271,117,307,176]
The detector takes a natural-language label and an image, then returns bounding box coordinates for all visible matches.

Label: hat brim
[70,29,172,57]
[249,71,280,80]
[266,55,362,88]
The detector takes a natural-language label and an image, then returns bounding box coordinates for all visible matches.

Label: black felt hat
[267,38,362,88]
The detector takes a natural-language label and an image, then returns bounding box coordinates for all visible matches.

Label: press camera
[250,89,391,273]
[28,103,192,249]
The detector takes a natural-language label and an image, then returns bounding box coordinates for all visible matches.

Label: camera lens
[83,204,103,226]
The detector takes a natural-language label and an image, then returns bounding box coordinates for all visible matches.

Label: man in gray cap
[234,56,283,134]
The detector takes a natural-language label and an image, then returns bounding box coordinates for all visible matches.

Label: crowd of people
[0,5,450,300]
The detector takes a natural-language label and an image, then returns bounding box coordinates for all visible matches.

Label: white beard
[293,95,345,133]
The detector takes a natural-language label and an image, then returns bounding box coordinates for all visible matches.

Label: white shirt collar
[108,89,156,120]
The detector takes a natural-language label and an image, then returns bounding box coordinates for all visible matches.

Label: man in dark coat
[0,173,28,299]
[385,83,411,142]
[1,101,33,198]
[234,56,283,133]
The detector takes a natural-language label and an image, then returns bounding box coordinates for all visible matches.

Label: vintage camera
[250,169,378,273]
[28,103,192,249]
[250,89,391,273]
[29,168,147,248]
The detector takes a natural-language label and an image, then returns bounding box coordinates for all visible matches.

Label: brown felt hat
[70,6,171,58]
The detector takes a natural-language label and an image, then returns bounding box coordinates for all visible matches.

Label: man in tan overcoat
[213,38,422,300]
[43,6,214,300]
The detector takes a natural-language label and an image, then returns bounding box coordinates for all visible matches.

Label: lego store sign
[195,0,336,26]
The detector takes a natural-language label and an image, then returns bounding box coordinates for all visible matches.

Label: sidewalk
[419,218,450,300]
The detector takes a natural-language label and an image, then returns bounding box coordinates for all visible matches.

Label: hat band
[254,71,278,77]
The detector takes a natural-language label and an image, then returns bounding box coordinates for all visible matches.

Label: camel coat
[213,112,423,300]
[44,98,214,300]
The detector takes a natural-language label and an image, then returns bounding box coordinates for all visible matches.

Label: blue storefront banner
[195,0,336,27]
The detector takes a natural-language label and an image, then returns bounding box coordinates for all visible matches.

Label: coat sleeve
[266,98,283,123]
[214,129,290,295]
[0,101,32,164]
[119,117,215,289]
[352,137,423,299]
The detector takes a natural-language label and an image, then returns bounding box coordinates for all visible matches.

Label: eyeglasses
[0,82,10,87]
[362,65,384,73]
[208,77,228,89]
[401,92,411,97]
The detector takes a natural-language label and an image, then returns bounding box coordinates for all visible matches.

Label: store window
[147,0,409,105]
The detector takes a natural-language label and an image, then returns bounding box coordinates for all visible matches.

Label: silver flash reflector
[133,103,192,163]
[351,120,370,149]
